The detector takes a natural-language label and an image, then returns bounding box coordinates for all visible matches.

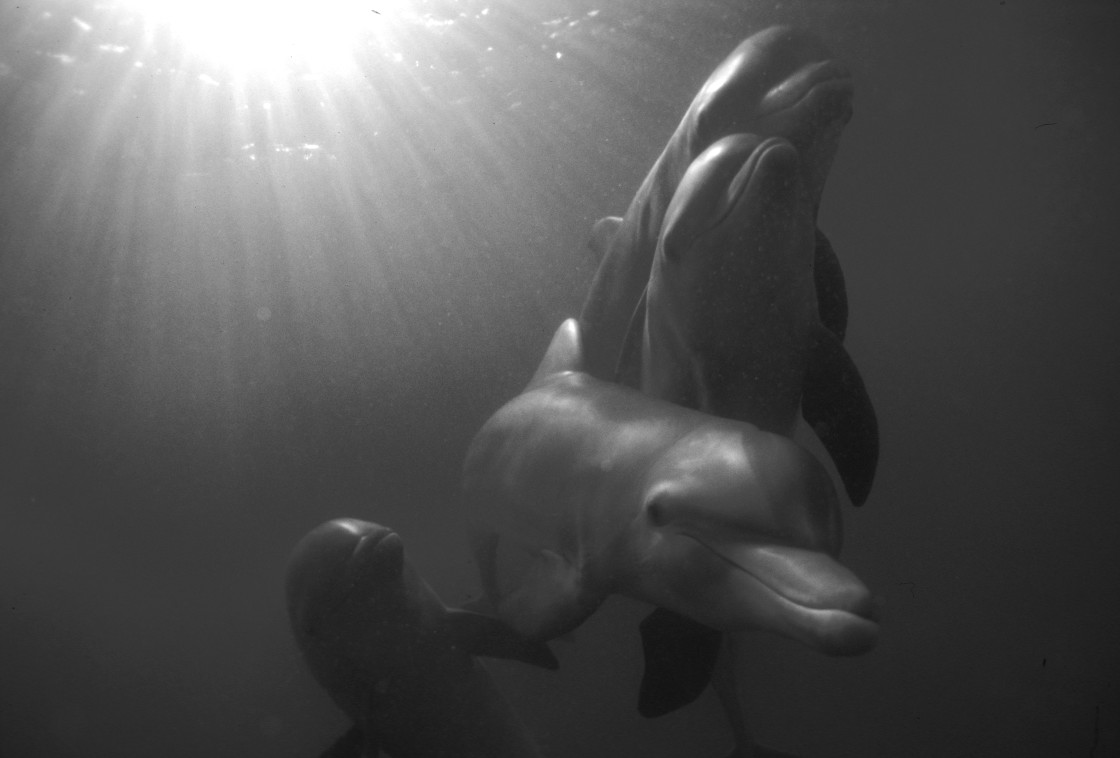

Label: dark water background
[1,1,1118,756]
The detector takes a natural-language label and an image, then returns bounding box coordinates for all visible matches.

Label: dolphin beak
[351,529,405,579]
[660,134,797,260]
[672,533,879,655]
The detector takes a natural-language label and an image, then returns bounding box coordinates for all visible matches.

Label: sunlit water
[2,2,1118,757]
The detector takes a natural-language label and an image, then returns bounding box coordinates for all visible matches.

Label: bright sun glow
[118,0,392,75]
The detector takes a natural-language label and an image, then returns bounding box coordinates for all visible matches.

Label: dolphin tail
[802,323,879,506]
[528,318,585,387]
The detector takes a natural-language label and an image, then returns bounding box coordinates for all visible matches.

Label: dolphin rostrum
[286,518,557,758]
[462,319,878,656]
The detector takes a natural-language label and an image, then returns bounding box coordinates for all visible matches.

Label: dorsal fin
[587,215,623,260]
[527,318,584,388]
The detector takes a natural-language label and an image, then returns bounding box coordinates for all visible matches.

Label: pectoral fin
[802,324,879,506]
[444,609,559,670]
[637,608,722,718]
[472,529,601,641]
[813,228,848,341]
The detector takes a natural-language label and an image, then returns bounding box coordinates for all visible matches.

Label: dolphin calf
[286,518,557,758]
[578,25,855,386]
[462,318,878,656]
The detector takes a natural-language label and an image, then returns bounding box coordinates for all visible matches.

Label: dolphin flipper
[802,324,879,506]
[814,228,848,341]
[473,529,601,641]
[637,608,722,718]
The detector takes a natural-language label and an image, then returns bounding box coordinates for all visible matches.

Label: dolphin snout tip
[814,611,880,656]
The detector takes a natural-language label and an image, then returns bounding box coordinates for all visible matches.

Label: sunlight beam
[117,0,395,76]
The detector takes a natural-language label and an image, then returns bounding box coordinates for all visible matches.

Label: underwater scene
[1,1,1117,756]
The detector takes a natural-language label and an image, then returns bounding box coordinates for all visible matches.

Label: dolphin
[642,132,816,435]
[578,26,877,509]
[286,518,557,758]
[635,132,878,721]
[462,318,878,656]
[578,25,855,386]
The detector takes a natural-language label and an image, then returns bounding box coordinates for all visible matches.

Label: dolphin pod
[286,519,556,758]
[579,24,855,387]
[462,318,879,655]
[579,25,877,509]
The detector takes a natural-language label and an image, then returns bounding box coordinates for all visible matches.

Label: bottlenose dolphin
[579,25,855,386]
[462,319,878,655]
[643,132,816,434]
[578,26,877,508]
[635,130,879,721]
[286,518,557,758]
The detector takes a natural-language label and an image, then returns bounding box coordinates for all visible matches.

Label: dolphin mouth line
[350,529,391,562]
[676,531,870,618]
[700,137,791,235]
[762,59,853,117]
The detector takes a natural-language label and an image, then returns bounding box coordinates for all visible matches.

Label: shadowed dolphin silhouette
[286,518,556,758]
[633,130,879,736]
[462,319,878,656]
[579,26,877,509]
[579,25,855,386]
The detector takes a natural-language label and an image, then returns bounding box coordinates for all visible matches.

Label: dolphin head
[648,132,817,432]
[633,425,878,655]
[286,518,414,678]
[689,25,854,206]
[658,133,809,266]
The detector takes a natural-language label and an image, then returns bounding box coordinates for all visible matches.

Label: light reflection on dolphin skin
[286,519,556,758]
[462,319,878,656]
[578,25,854,388]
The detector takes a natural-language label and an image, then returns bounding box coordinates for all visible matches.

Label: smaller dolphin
[462,319,878,655]
[286,518,557,758]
